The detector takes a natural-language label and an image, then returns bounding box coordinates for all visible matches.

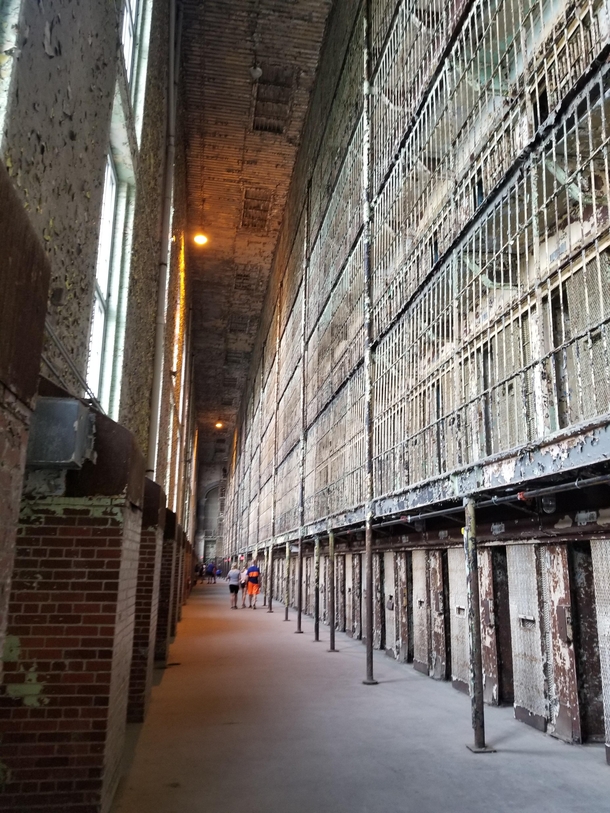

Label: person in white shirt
[239,566,248,608]
[226,563,241,609]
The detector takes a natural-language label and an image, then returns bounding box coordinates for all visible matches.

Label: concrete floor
[112,584,609,813]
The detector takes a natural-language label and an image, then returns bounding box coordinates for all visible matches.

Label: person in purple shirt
[246,560,261,609]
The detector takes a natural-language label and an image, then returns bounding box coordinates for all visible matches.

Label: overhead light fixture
[215,421,223,429]
[194,233,208,245]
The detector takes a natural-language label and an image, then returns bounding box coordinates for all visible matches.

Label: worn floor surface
[112,583,609,813]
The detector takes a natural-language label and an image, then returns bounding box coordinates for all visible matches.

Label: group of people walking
[226,560,261,609]
[197,562,221,583]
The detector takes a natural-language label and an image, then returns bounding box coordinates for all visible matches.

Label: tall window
[121,0,140,84]
[0,0,22,141]
[87,155,118,401]
[87,149,135,418]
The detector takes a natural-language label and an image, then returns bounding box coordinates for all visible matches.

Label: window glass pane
[87,290,106,396]
[122,0,136,83]
[96,156,118,298]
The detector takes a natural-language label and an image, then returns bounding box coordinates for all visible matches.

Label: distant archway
[201,484,220,561]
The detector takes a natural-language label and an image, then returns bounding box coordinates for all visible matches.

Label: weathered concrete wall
[0,159,51,675]
[0,493,142,813]
[119,0,169,451]
[2,0,119,389]
[506,544,548,731]
[591,538,610,764]
[156,110,189,501]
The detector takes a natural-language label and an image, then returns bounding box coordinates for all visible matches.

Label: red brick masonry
[0,496,141,813]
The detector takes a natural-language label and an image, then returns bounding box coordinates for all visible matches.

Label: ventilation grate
[241,187,273,231]
[228,313,251,333]
[253,66,293,133]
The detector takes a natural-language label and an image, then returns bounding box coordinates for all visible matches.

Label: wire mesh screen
[225,0,610,550]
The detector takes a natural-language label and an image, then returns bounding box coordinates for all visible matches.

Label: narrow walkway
[112,584,608,813]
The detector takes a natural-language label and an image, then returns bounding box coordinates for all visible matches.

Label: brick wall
[3,0,119,389]
[0,485,143,812]
[154,511,176,665]
[102,503,141,809]
[169,525,183,637]
[127,480,165,723]
[0,161,51,675]
[0,389,30,676]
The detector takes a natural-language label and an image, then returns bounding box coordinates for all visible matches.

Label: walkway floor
[112,583,609,813]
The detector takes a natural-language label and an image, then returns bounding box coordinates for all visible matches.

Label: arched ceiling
[182,0,333,465]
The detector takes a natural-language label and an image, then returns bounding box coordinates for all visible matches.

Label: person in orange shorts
[246,559,261,609]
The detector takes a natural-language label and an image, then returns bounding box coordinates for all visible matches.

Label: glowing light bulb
[194,233,208,245]
[215,421,223,429]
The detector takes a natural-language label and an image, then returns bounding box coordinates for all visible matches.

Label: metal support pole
[362,3,377,687]
[295,535,304,633]
[263,544,269,607]
[284,541,290,621]
[314,536,320,641]
[463,497,494,753]
[267,544,274,613]
[328,530,338,651]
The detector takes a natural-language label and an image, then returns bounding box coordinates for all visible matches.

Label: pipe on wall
[362,1,377,687]
[147,0,183,477]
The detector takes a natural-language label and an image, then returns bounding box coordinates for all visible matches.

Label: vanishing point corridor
[112,584,608,813]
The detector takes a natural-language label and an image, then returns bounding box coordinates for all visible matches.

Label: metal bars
[225,0,610,560]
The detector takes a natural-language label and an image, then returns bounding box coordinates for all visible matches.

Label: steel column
[328,529,337,652]
[296,536,304,633]
[314,536,320,641]
[284,540,290,621]
[362,2,377,686]
[463,497,494,752]
[267,544,274,613]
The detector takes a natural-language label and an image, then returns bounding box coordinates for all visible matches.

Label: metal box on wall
[26,397,95,468]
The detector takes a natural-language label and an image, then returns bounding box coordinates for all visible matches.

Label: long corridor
[111,583,608,813]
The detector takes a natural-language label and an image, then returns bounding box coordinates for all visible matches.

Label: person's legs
[241,585,246,607]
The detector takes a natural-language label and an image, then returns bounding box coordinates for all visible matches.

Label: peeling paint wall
[2,0,119,389]
[507,544,548,730]
[118,0,170,451]
[591,538,610,759]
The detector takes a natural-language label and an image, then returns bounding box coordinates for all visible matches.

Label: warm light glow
[194,233,208,245]
[215,421,223,429]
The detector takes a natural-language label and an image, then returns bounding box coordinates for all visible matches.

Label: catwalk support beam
[362,1,377,687]
[314,536,320,641]
[463,497,494,753]
[328,530,337,652]
[284,540,290,621]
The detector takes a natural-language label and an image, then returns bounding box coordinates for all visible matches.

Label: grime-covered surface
[218,0,610,751]
[225,0,610,554]
[110,584,610,813]
[118,0,170,454]
[181,0,333,467]
[1,0,119,391]
[591,538,610,758]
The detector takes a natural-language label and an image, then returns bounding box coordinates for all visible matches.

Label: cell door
[336,554,346,632]
[429,549,451,680]
[570,541,604,742]
[396,552,410,663]
[373,553,384,650]
[383,551,396,657]
[479,546,514,705]
[491,546,514,704]
[412,550,430,675]
[305,555,311,615]
[542,544,580,742]
[345,553,353,636]
[353,553,362,640]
